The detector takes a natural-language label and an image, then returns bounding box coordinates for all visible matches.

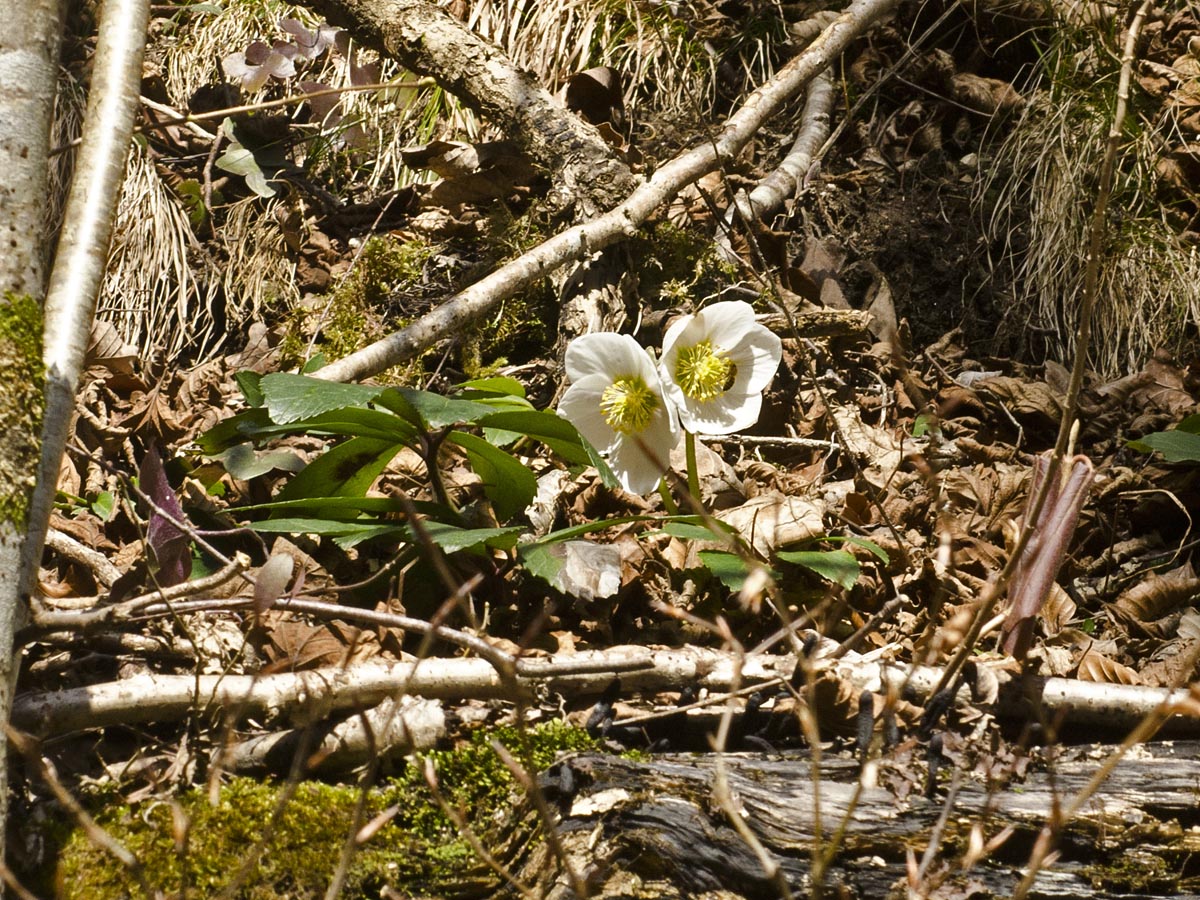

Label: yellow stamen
[674,340,736,401]
[600,376,659,434]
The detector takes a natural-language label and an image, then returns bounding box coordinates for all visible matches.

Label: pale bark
[0,0,62,869]
[313,0,901,383]
[15,641,1200,740]
[222,696,445,774]
[298,0,633,218]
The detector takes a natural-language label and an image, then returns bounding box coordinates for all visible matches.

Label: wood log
[510,742,1200,898]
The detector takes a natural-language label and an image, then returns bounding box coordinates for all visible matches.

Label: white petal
[557,377,617,453]
[697,301,758,349]
[565,333,653,383]
[730,325,783,393]
[608,409,679,493]
[675,392,762,435]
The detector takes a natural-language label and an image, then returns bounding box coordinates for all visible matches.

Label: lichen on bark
[0,292,45,527]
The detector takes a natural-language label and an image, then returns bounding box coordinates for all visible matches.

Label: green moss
[50,721,597,899]
[0,292,44,527]
[281,236,434,373]
[631,221,739,308]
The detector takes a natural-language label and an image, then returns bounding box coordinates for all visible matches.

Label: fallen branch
[297,0,632,218]
[222,696,445,775]
[313,0,901,383]
[15,641,1200,739]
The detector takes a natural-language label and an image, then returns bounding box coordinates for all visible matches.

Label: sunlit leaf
[261,372,385,423]
[777,549,860,590]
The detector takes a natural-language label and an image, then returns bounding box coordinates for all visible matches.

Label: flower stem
[657,478,679,515]
[685,431,702,507]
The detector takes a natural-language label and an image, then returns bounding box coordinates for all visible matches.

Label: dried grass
[100,146,223,359]
[980,26,1200,377]
[95,0,788,361]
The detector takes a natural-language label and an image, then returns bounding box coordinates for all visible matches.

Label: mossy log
[506,742,1200,899]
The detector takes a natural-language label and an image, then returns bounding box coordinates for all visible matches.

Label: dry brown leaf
[716,492,824,557]
[1039,582,1076,637]
[1110,563,1200,636]
[942,463,1029,536]
[1076,650,1142,685]
[1137,638,1200,687]
[831,405,903,489]
[975,375,1061,425]
[949,73,1024,114]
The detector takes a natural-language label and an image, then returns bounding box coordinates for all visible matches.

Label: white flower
[658,300,782,434]
[558,333,681,494]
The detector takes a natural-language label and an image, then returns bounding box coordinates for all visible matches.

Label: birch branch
[298,0,632,218]
[14,642,1200,739]
[313,0,901,383]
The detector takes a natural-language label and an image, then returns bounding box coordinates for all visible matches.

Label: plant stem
[685,431,702,507]
[657,478,679,515]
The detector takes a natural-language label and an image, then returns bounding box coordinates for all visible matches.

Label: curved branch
[315,0,900,383]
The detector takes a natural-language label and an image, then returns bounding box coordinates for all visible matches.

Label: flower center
[600,376,659,434]
[674,340,736,402]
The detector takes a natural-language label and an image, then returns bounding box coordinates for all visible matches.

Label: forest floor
[11,1,1200,898]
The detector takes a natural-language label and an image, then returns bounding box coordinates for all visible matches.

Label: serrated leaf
[777,549,860,590]
[249,517,406,548]
[235,370,264,407]
[663,522,724,542]
[478,410,592,464]
[446,431,536,521]
[196,408,273,453]
[261,372,385,424]
[91,491,116,522]
[455,376,527,399]
[420,522,523,553]
[698,550,751,592]
[1129,429,1200,463]
[520,541,563,586]
[812,534,890,564]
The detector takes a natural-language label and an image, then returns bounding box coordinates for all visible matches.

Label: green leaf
[239,496,449,519]
[216,445,305,480]
[274,436,403,504]
[261,373,386,424]
[196,408,273,453]
[455,376,527,399]
[478,410,592,464]
[375,388,494,429]
[91,491,116,522]
[420,522,523,553]
[698,550,752,592]
[230,408,419,445]
[777,549,860,590]
[810,535,890,564]
[1176,414,1200,434]
[519,541,563,585]
[235,371,264,407]
[216,142,277,198]
[1129,429,1200,463]
[446,431,536,521]
[663,522,723,542]
[248,517,406,549]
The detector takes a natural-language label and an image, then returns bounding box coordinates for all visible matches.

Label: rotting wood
[507,742,1200,899]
